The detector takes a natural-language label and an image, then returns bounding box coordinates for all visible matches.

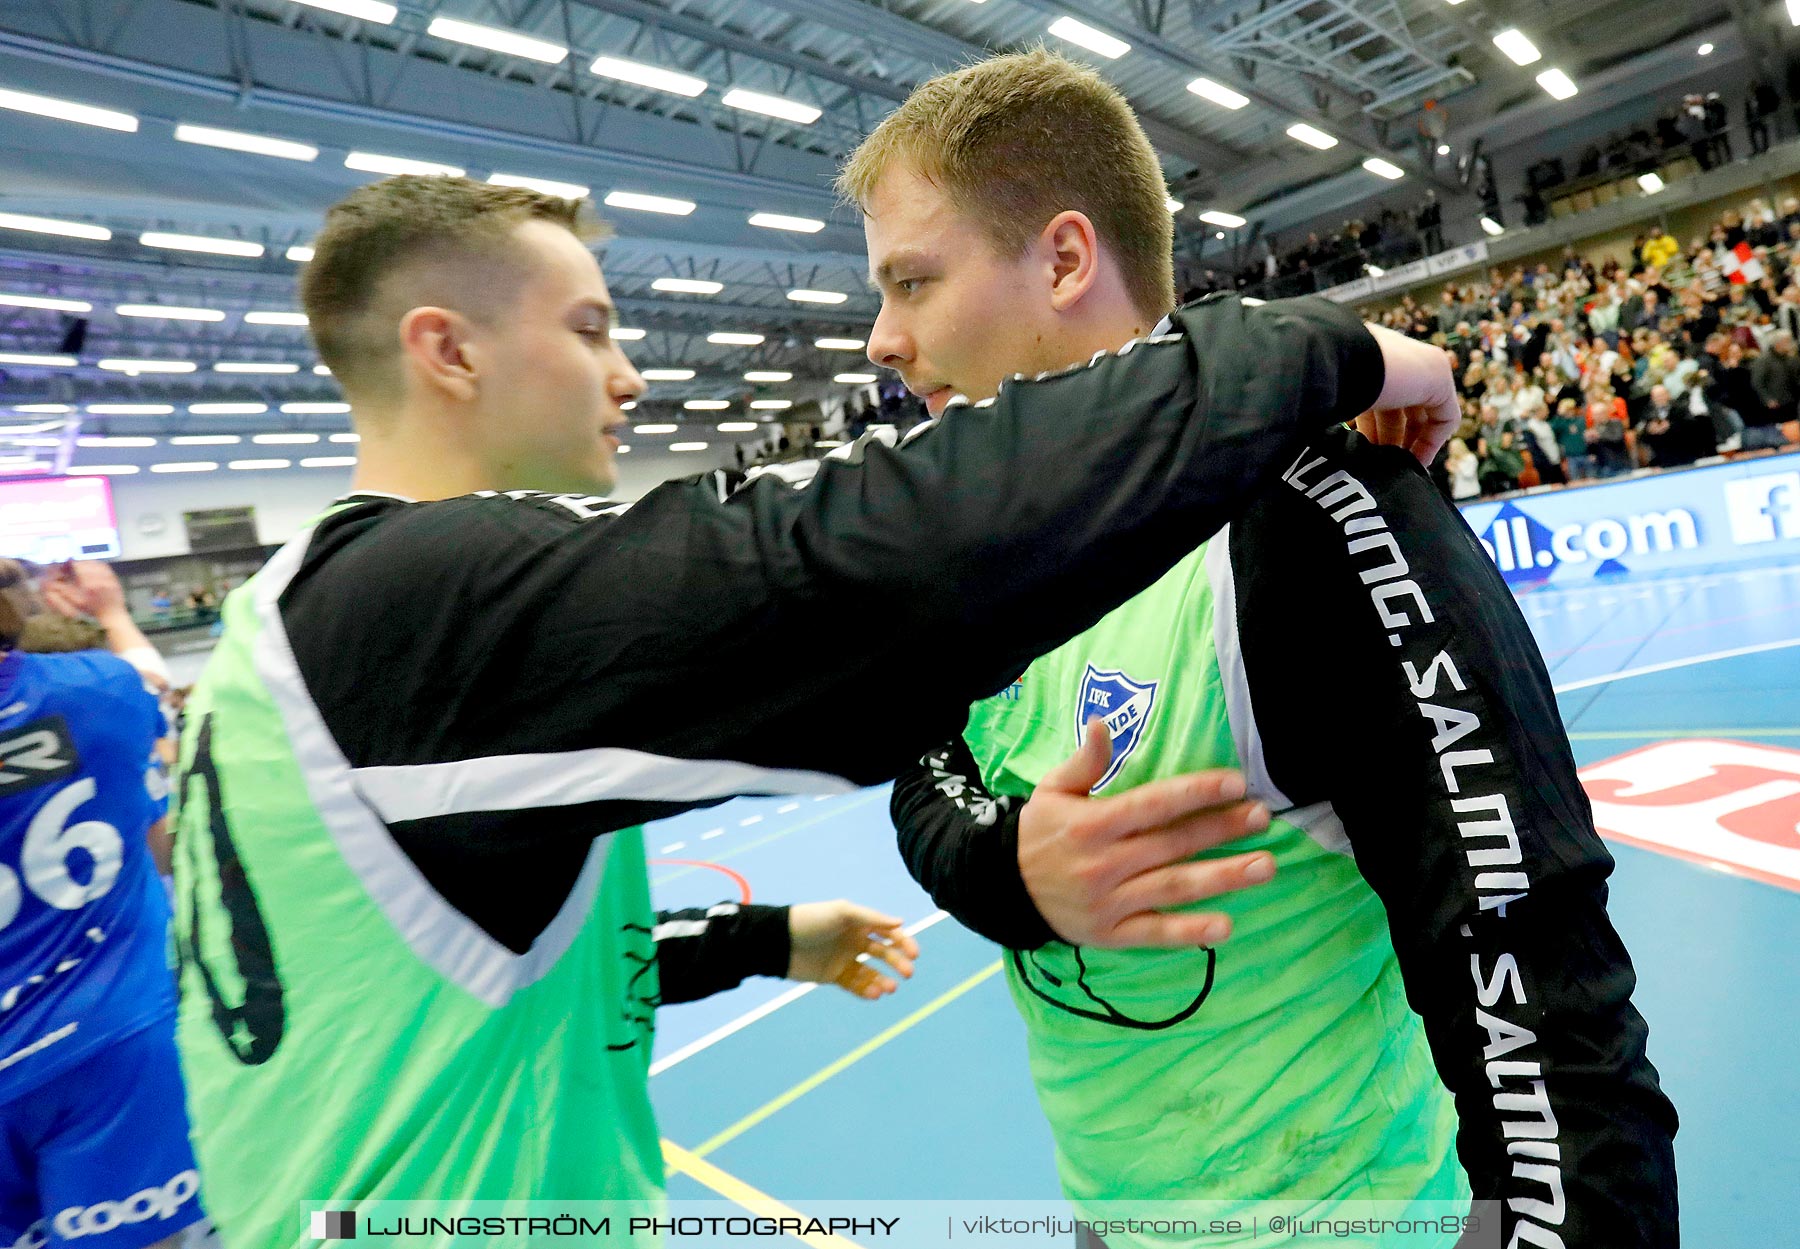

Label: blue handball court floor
[637,549,1800,1248]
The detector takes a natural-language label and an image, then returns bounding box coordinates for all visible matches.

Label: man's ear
[1041,211,1102,313]
[397,306,479,403]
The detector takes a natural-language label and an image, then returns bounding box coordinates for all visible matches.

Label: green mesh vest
[964,536,1469,1247]
[172,514,665,1247]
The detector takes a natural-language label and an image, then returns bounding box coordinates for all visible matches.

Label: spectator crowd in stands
[1515,87,1781,226]
[1192,80,1794,304]
[1359,194,1800,501]
[1189,206,1426,303]
[758,196,1800,503]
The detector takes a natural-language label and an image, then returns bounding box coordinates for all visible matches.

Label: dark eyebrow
[871,248,935,288]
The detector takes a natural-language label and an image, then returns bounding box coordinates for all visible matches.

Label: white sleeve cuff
[117,644,172,686]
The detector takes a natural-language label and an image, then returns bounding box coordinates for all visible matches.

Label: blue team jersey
[0,649,169,1104]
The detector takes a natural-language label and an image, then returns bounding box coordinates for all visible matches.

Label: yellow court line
[692,960,1004,1159]
[662,1140,864,1249]
[1568,728,1800,740]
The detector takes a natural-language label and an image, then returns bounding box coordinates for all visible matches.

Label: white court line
[661,842,686,854]
[740,815,763,826]
[650,910,951,1077]
[777,802,801,814]
[1552,637,1800,694]
[701,828,726,840]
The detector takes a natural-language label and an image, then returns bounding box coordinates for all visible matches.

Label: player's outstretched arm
[310,297,1445,851]
[653,901,919,1004]
[786,902,918,1000]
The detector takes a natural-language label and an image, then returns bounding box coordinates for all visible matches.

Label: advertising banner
[1455,451,1800,584]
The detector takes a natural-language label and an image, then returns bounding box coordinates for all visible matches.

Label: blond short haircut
[300,175,606,396]
[837,48,1175,320]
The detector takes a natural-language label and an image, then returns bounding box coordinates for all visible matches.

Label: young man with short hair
[170,173,1456,1243]
[859,49,1677,1249]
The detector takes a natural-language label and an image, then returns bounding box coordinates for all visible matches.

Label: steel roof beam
[0,19,839,204]
[1013,0,1464,196]
[718,0,1246,173]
